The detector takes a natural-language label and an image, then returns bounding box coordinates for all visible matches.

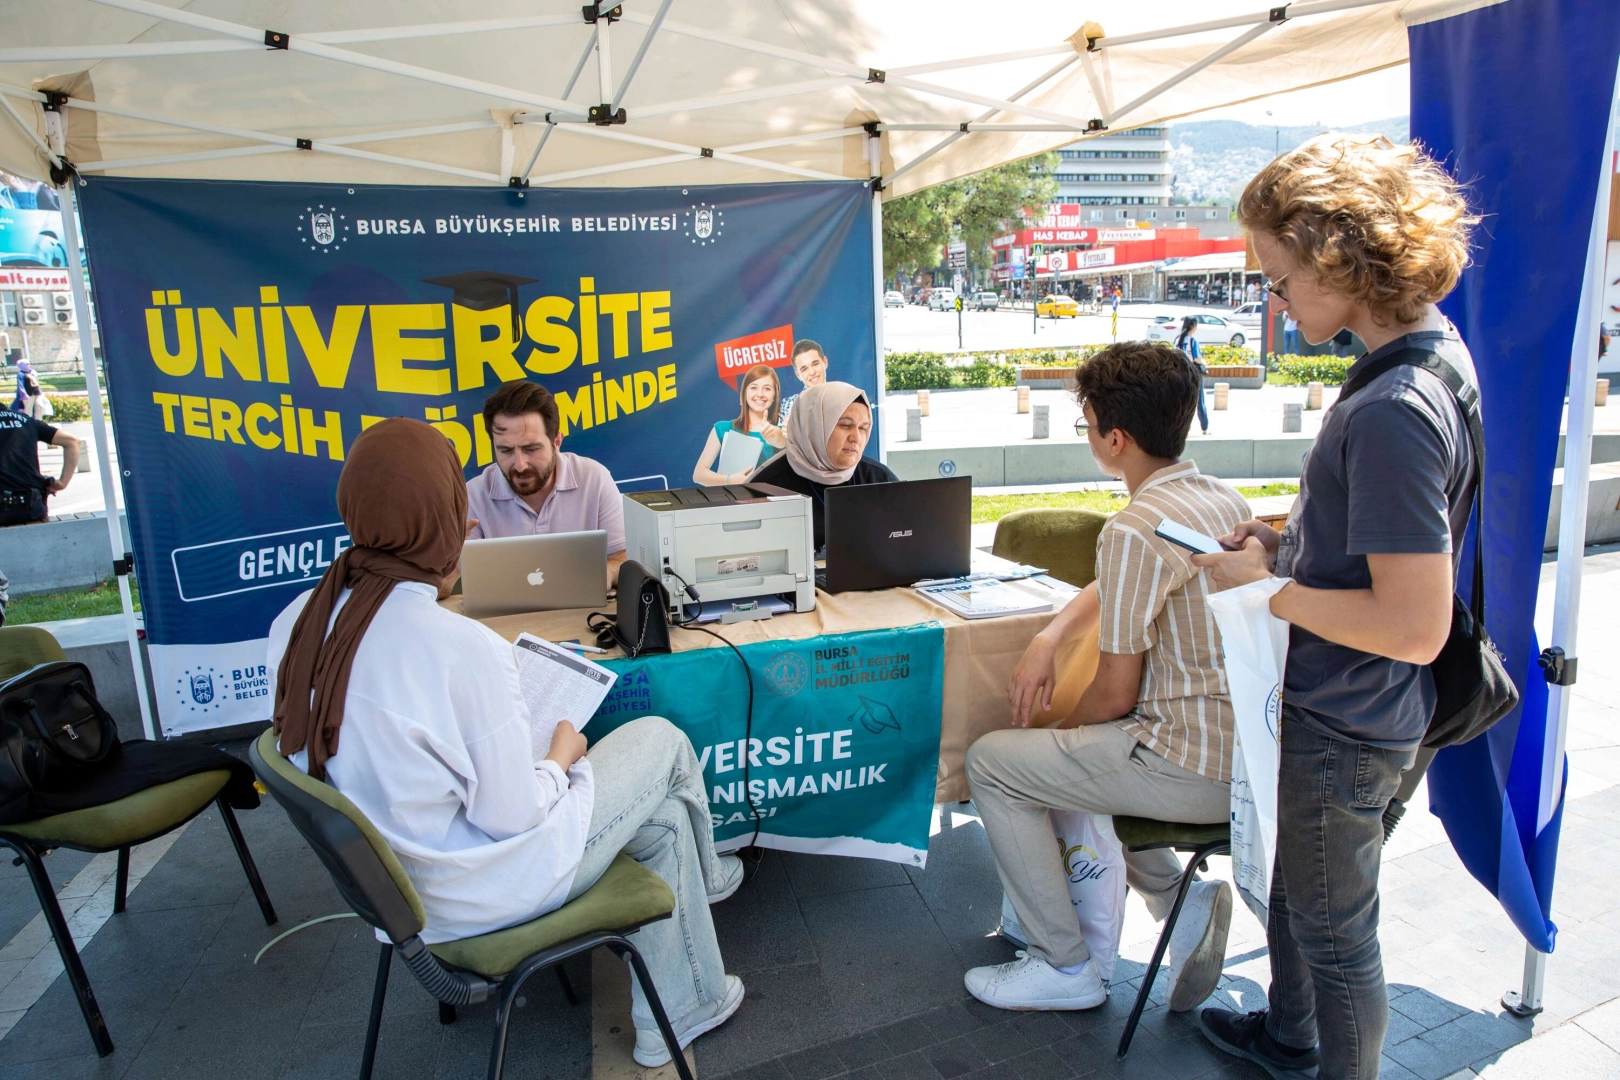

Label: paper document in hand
[513,633,618,757]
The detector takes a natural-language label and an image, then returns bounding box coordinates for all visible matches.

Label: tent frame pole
[42,113,159,743]
[868,132,887,466]
[1504,55,1620,1021]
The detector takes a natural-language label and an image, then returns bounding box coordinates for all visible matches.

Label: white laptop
[460,531,608,618]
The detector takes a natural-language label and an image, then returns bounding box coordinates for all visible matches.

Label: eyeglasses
[1074,416,1089,436]
[1262,272,1292,304]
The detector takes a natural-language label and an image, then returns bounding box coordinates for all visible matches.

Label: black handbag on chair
[1337,347,1519,748]
[0,661,122,822]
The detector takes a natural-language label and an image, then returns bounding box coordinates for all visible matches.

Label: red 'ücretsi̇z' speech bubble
[714,324,794,387]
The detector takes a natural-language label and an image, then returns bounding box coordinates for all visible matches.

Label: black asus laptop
[820,476,972,593]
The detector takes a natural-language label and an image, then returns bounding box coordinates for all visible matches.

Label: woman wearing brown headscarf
[266,418,744,1067]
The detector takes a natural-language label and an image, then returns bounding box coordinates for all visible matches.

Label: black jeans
[1265,709,1417,1080]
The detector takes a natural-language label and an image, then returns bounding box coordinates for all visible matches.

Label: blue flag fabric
[1409,0,1620,953]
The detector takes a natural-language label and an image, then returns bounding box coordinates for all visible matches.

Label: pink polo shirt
[465,453,626,554]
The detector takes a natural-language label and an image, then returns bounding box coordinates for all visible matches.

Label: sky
[1193,65,1411,126]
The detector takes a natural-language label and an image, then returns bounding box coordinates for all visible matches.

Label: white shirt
[266,581,594,943]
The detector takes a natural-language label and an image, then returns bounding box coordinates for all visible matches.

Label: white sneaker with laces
[1166,879,1232,1012]
[964,951,1107,1011]
[633,974,745,1067]
[707,855,745,905]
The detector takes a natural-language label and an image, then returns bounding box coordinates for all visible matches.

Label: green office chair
[0,626,277,1057]
[1110,816,1231,1059]
[991,507,1109,588]
[249,728,693,1080]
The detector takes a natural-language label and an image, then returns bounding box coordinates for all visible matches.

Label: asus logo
[888,529,913,539]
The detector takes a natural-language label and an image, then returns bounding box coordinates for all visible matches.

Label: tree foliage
[881,153,1059,280]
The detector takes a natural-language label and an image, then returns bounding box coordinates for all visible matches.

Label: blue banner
[591,624,945,865]
[75,178,877,735]
[1410,0,1620,953]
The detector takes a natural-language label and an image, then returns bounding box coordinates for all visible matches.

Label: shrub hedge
[884,341,1261,390]
[1275,355,1354,385]
[46,394,92,422]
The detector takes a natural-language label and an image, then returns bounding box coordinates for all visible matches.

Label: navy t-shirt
[1274,328,1477,747]
[0,410,57,495]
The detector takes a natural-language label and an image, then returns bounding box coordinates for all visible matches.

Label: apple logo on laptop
[527,568,545,587]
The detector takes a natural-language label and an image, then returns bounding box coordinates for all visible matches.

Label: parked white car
[1146,312,1249,348]
[927,289,958,311]
[884,290,905,308]
[1229,301,1265,330]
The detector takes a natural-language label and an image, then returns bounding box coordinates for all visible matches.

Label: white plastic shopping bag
[1206,577,1291,924]
[998,811,1128,981]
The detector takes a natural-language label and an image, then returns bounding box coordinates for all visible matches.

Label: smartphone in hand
[1154,517,1228,556]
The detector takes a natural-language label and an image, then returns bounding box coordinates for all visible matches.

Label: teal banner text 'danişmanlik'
[590,623,944,866]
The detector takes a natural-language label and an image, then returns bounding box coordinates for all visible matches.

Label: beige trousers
[965,722,1229,970]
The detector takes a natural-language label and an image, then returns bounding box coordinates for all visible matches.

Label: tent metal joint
[581,3,622,24]
[508,176,530,188]
[699,146,713,158]
[588,104,628,126]
[295,137,312,150]
[264,29,289,50]
[1538,647,1577,687]
[41,91,67,112]
[1270,6,1291,21]
[867,68,886,84]
[112,555,134,577]
[1086,118,1108,132]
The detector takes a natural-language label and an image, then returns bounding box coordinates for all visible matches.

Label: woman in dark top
[750,381,896,549]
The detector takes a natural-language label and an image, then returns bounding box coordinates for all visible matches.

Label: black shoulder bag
[1338,348,1519,748]
[0,661,122,823]
[587,560,672,658]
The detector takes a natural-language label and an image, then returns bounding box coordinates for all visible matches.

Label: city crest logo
[763,651,809,697]
[176,666,225,714]
[683,201,724,247]
[297,203,349,253]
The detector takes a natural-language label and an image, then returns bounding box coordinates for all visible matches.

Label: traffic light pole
[956,296,963,349]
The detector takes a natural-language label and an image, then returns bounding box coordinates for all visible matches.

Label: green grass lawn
[8,578,140,625]
[971,482,1297,524]
[41,376,87,393]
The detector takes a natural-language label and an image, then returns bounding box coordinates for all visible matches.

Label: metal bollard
[1017,385,1030,414]
[1213,383,1229,410]
[917,388,930,417]
[906,407,922,442]
[1282,402,1303,433]
[1598,379,1610,407]
[77,437,90,473]
[1033,404,1049,439]
[1307,381,1324,410]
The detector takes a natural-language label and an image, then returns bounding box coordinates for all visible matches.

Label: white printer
[622,483,816,619]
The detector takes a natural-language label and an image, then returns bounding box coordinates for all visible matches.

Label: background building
[1051,126,1236,234]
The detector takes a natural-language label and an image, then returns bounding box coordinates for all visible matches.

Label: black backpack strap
[1339,346,1487,630]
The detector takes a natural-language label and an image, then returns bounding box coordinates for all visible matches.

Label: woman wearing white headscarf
[751,381,897,548]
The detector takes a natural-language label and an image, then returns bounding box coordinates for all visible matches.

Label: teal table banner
[590,622,945,866]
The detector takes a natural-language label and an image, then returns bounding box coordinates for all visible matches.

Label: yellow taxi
[1037,293,1080,318]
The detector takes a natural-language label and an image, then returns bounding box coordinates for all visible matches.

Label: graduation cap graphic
[422,270,535,340]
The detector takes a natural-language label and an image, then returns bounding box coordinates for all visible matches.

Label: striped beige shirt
[1097,461,1252,782]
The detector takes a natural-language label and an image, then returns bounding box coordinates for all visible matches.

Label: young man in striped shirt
[964,341,1252,1013]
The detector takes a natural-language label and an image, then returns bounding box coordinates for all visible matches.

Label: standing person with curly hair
[1191,134,1480,1080]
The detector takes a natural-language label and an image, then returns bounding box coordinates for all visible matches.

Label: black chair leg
[439,1002,457,1025]
[216,797,278,926]
[359,943,391,1080]
[112,847,130,915]
[555,963,579,1006]
[610,939,697,1080]
[7,840,114,1056]
[1116,841,1227,1059]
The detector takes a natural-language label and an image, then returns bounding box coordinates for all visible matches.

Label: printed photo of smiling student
[778,339,830,425]
[692,363,787,486]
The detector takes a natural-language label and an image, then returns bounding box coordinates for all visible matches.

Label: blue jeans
[1265,709,1417,1080]
[1283,329,1301,354]
[1196,389,1209,433]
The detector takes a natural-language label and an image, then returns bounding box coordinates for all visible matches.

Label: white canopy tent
[10,0,1602,1021]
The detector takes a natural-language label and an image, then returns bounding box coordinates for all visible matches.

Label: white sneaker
[964,952,1107,1011]
[1166,879,1232,1012]
[633,974,745,1067]
[707,855,745,905]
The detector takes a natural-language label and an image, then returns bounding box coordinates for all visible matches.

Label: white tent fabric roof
[0,0,1503,197]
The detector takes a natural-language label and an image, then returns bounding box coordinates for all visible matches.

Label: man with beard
[466,380,627,586]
